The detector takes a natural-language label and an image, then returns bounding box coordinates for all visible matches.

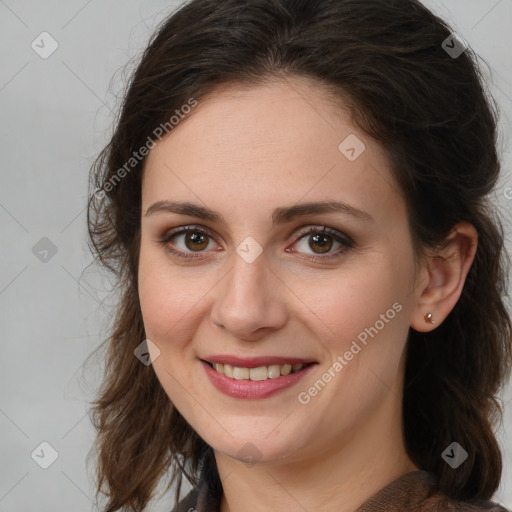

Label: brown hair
[85,0,512,510]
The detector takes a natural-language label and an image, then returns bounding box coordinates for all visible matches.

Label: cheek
[297,259,406,350]
[294,264,410,418]
[139,290,200,355]
[138,244,224,366]
[138,244,197,348]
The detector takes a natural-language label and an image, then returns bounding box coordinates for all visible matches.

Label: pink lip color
[201,360,316,399]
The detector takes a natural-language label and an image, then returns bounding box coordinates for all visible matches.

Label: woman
[86,0,512,511]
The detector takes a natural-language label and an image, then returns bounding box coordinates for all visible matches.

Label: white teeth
[210,362,305,380]
[223,364,234,378]
[249,366,267,381]
[281,364,292,375]
[233,367,250,380]
[267,365,281,379]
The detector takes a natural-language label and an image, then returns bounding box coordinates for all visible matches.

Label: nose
[210,252,288,342]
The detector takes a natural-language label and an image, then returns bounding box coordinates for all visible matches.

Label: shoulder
[170,487,200,512]
[170,451,222,512]
[169,471,220,512]
[358,470,510,512]
[422,494,510,512]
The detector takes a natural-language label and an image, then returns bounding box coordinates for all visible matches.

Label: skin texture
[138,76,478,512]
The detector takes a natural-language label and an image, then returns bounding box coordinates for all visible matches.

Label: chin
[198,420,313,467]
[215,439,299,466]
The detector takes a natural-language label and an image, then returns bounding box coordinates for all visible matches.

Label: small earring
[424,312,435,324]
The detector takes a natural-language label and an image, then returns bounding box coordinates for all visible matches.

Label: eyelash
[156,225,354,262]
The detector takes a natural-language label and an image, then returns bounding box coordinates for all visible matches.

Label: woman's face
[138,76,421,466]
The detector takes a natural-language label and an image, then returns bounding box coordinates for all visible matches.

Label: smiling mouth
[203,361,314,381]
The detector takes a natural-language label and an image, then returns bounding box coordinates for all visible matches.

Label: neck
[215,400,418,512]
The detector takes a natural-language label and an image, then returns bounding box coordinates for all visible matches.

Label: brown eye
[159,226,217,259]
[290,227,353,260]
[308,232,333,254]
[183,231,209,251]
[158,225,353,262]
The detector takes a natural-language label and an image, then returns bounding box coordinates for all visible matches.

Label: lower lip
[201,360,316,399]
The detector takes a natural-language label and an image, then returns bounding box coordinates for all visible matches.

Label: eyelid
[294,225,353,246]
[157,224,354,260]
[159,225,220,258]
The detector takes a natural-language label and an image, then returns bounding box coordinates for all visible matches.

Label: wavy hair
[85,0,512,510]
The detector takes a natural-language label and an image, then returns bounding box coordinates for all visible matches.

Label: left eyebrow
[144,199,373,225]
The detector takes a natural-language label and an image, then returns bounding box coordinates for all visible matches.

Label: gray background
[0,1,511,510]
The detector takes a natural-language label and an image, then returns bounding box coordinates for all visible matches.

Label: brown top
[172,468,510,512]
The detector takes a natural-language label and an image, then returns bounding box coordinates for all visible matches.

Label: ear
[410,222,478,333]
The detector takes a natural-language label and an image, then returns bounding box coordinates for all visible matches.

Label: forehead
[154,77,351,161]
[141,77,402,225]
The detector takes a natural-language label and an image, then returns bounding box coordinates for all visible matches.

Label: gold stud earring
[424,312,435,324]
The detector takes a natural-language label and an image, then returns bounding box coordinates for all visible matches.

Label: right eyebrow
[144,199,373,226]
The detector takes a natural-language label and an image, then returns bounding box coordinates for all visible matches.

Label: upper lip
[202,355,317,368]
